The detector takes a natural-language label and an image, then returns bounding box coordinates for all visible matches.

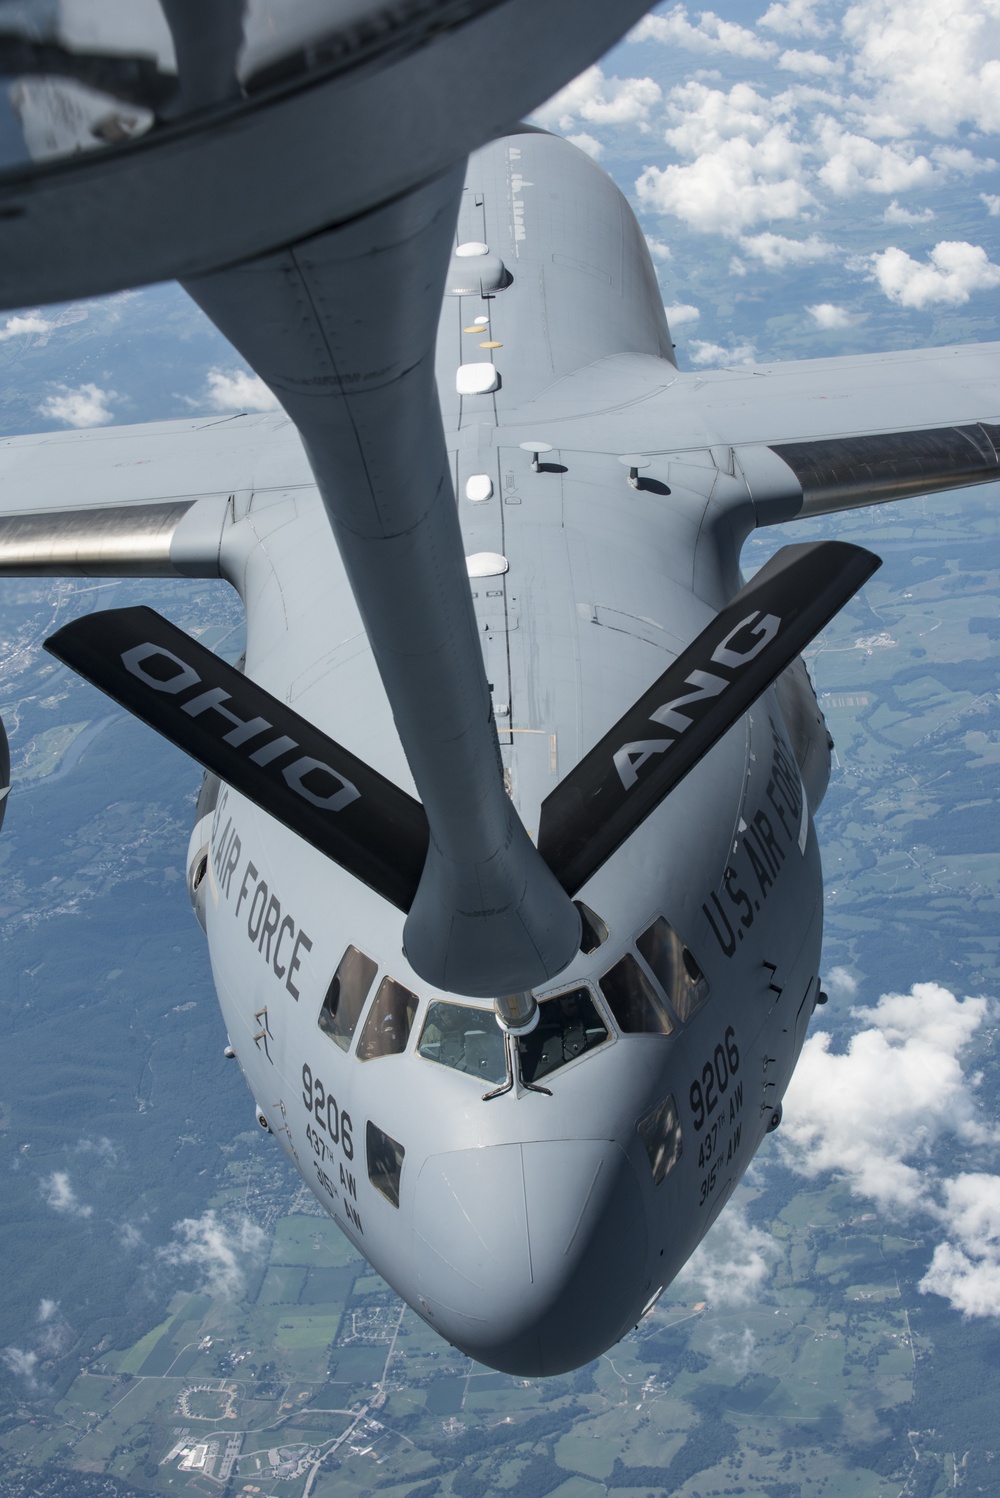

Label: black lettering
[704,893,736,958]
[725,865,754,929]
[286,929,312,1001]
[754,808,785,869]
[212,817,232,877]
[259,894,281,959]
[748,823,776,877]
[765,776,793,839]
[744,837,773,897]
[247,881,268,942]
[236,860,258,919]
[340,1164,357,1200]
[222,833,241,899]
[345,1202,364,1234]
[273,915,295,978]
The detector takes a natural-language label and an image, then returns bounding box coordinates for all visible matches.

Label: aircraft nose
[412,1138,648,1375]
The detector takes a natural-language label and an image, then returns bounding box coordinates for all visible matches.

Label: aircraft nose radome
[412,1139,647,1376]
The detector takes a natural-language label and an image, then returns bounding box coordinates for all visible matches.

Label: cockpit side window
[417,1000,506,1084]
[366,1121,405,1208]
[599,953,674,1035]
[636,917,709,1022]
[318,945,378,1051]
[637,1092,682,1185]
[357,976,418,1060]
[516,986,609,1084]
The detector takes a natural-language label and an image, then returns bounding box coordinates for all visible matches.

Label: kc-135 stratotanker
[0,1,998,1376]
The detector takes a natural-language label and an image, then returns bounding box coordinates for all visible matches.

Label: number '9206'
[689,1026,740,1131]
[301,1062,354,1161]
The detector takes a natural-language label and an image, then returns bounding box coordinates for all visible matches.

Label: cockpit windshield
[417,986,610,1087]
[516,986,609,1084]
[417,1001,506,1084]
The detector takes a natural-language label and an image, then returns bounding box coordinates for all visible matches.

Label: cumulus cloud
[74,1136,118,1166]
[159,1210,266,1299]
[566,131,603,159]
[674,1198,779,1305]
[40,1171,92,1219]
[664,302,700,325]
[688,339,757,367]
[780,982,1000,1318]
[0,312,54,342]
[780,982,995,1212]
[35,1300,71,1358]
[919,1174,1000,1316]
[825,965,858,996]
[843,0,1000,138]
[1,1347,38,1386]
[119,1221,144,1251]
[883,199,935,224]
[205,368,280,414]
[807,302,864,328]
[778,47,843,75]
[866,241,1000,307]
[645,236,673,262]
[759,0,832,37]
[632,7,777,59]
[739,230,836,268]
[533,64,662,134]
[637,81,813,234]
[980,192,1000,216]
[37,383,116,428]
[707,1325,759,1376]
[816,121,937,195]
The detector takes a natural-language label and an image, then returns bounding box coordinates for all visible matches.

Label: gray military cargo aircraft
[0,2,998,1376]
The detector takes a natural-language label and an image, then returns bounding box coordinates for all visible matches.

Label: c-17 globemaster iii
[0,2,998,1376]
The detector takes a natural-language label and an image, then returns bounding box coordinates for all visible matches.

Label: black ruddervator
[45,539,879,912]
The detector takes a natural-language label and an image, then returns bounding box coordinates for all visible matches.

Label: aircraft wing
[508,339,1000,526]
[0,410,307,574]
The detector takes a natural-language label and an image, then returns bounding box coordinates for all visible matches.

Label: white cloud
[883,199,935,224]
[674,1197,779,1305]
[205,368,280,414]
[637,82,814,234]
[867,241,1000,307]
[37,382,116,428]
[533,64,662,134]
[826,965,858,996]
[780,983,995,1212]
[0,312,54,342]
[688,339,757,367]
[760,0,832,38]
[707,1325,759,1375]
[920,1174,1000,1317]
[816,120,937,195]
[807,301,865,328]
[159,1210,266,1299]
[119,1221,144,1251]
[739,230,836,268]
[74,1135,118,1166]
[566,131,603,159]
[843,0,1000,138]
[40,1171,92,1218]
[645,236,673,262]
[980,192,1000,216]
[778,47,843,76]
[1,1347,38,1385]
[664,302,700,325]
[632,7,777,60]
[35,1300,71,1357]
